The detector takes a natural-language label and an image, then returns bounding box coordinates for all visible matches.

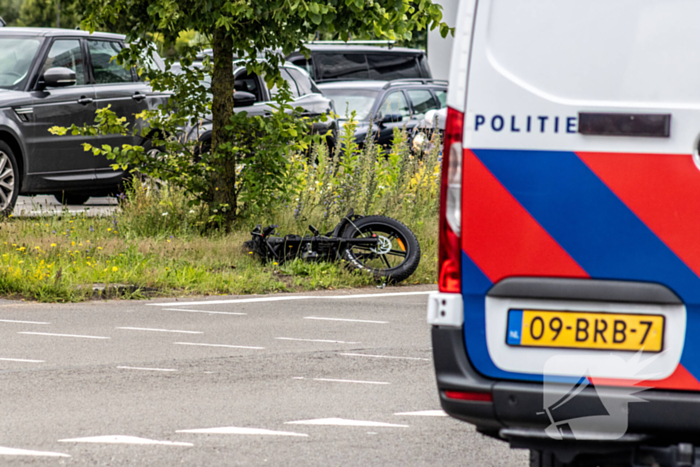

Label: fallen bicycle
[244,210,421,282]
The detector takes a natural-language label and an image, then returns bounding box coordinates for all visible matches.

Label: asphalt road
[0,285,527,466]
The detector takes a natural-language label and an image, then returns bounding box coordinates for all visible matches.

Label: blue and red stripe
[462,148,700,390]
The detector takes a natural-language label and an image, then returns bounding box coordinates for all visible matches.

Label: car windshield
[322,88,378,120]
[0,38,42,90]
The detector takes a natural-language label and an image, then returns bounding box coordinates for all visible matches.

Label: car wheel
[0,141,20,216]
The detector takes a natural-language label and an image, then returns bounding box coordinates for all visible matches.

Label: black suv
[0,28,167,211]
[318,79,447,147]
[286,42,432,84]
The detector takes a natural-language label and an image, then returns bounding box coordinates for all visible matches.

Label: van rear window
[486,0,700,104]
[315,54,369,81]
[315,52,427,82]
[367,54,421,80]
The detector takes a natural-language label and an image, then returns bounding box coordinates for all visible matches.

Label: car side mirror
[234,91,256,107]
[40,67,76,88]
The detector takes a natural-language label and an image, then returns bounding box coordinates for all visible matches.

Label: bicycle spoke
[380,254,391,269]
[388,249,407,258]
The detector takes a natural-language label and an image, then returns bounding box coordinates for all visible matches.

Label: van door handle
[132,93,146,101]
[77,97,93,105]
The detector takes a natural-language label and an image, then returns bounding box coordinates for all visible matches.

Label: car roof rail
[305,40,396,48]
[382,78,449,89]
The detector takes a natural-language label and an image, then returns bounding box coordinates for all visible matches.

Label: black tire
[530,450,628,467]
[0,141,20,216]
[54,193,91,206]
[341,215,420,282]
[531,451,569,467]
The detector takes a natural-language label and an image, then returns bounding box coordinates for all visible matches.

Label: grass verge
[0,126,440,302]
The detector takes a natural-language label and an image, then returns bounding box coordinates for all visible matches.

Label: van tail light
[444,390,493,402]
[438,107,464,293]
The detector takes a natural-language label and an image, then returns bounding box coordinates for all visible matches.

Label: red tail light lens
[438,107,464,293]
[444,390,493,402]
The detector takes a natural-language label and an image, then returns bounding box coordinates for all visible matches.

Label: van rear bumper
[432,326,700,444]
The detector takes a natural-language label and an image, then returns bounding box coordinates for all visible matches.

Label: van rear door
[460,0,700,391]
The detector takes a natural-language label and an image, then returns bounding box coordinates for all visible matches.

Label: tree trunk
[210,25,237,226]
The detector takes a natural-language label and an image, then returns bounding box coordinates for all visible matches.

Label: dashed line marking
[304,317,388,324]
[0,319,49,324]
[276,337,361,344]
[312,378,390,385]
[177,427,308,437]
[117,327,203,334]
[285,418,408,428]
[0,446,70,457]
[148,291,432,307]
[394,410,447,417]
[18,332,110,339]
[117,366,177,372]
[0,358,44,363]
[163,308,247,316]
[58,435,191,446]
[174,342,264,350]
[339,353,430,361]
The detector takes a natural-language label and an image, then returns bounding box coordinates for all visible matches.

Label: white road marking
[276,337,361,344]
[18,332,110,339]
[312,378,390,385]
[117,366,177,372]
[59,435,192,446]
[117,327,203,334]
[174,342,264,350]
[286,418,408,428]
[0,319,49,324]
[0,358,44,363]
[148,291,432,307]
[304,317,388,324]
[164,308,246,316]
[367,432,378,435]
[394,410,448,417]
[0,446,70,457]
[177,427,308,437]
[292,377,305,380]
[339,353,430,361]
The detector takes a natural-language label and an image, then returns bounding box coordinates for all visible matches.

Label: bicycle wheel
[341,215,421,282]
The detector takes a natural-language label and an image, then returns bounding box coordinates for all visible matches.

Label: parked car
[179,60,337,152]
[318,79,447,148]
[0,27,168,211]
[286,42,432,84]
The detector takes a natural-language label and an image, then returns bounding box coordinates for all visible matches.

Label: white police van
[428,1,700,466]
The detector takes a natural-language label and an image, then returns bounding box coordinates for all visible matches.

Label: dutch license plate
[506,309,664,352]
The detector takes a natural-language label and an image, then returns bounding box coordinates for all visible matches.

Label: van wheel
[0,141,20,216]
[530,450,574,467]
[530,450,630,467]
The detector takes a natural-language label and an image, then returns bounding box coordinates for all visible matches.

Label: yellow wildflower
[112,266,118,272]
[50,243,56,247]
